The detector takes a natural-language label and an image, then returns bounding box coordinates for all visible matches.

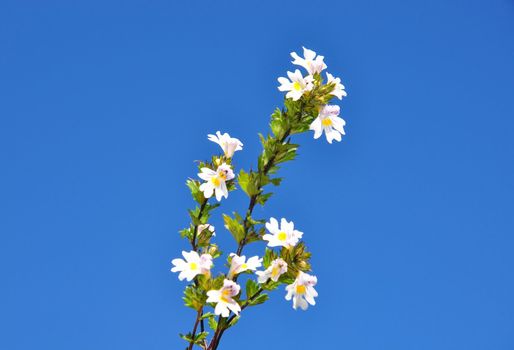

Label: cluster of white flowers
[171,216,318,316]
[172,47,346,326]
[261,217,317,310]
[197,131,243,201]
[278,46,348,144]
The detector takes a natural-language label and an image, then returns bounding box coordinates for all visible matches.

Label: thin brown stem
[187,308,203,350]
[191,199,208,250]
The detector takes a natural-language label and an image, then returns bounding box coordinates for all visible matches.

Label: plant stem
[209,127,296,350]
[208,101,308,350]
[187,308,203,350]
[235,127,292,256]
[185,198,209,350]
[191,199,208,250]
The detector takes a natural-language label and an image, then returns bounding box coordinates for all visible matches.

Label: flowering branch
[171,47,348,350]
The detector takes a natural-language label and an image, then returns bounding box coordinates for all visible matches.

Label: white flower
[309,105,346,144]
[285,271,318,310]
[197,223,215,237]
[326,72,347,100]
[228,253,262,278]
[263,217,303,249]
[171,251,213,281]
[256,258,288,283]
[277,69,314,101]
[198,163,235,201]
[207,131,243,158]
[206,279,241,317]
[291,46,327,75]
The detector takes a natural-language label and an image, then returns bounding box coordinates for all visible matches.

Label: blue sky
[1,0,513,349]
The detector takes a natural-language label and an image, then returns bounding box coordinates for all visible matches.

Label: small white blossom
[277,69,314,101]
[326,72,347,100]
[256,258,288,284]
[171,251,213,282]
[206,279,241,317]
[263,217,303,249]
[291,46,327,75]
[198,163,235,201]
[309,105,346,144]
[197,223,215,237]
[285,271,318,310]
[228,253,262,278]
[207,131,243,158]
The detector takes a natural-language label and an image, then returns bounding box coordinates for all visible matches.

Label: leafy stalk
[178,70,341,350]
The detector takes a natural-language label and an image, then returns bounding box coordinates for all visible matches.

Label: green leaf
[201,312,215,319]
[195,331,208,343]
[280,242,312,276]
[262,280,280,291]
[207,315,218,330]
[228,316,240,327]
[179,227,193,240]
[180,331,209,346]
[179,333,194,343]
[270,177,282,186]
[183,286,206,310]
[249,293,268,306]
[256,192,272,205]
[238,169,260,197]
[186,179,205,203]
[223,213,245,243]
[197,224,215,247]
[246,279,260,299]
[263,248,278,268]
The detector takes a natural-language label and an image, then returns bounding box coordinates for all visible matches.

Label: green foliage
[262,280,280,291]
[223,213,245,243]
[179,331,209,346]
[199,274,225,292]
[249,293,268,306]
[262,248,278,268]
[238,169,260,197]
[183,286,206,311]
[245,279,260,299]
[176,61,342,348]
[186,179,204,204]
[281,242,312,276]
[179,227,193,240]
[196,225,215,247]
[228,316,240,327]
[245,279,268,306]
[207,315,218,330]
[207,244,222,259]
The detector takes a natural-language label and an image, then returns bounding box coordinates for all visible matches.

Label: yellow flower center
[218,171,227,180]
[321,118,333,127]
[220,289,231,302]
[277,231,287,241]
[271,266,280,278]
[293,81,302,91]
[211,176,221,187]
[189,262,198,270]
[296,285,306,294]
[241,263,248,270]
